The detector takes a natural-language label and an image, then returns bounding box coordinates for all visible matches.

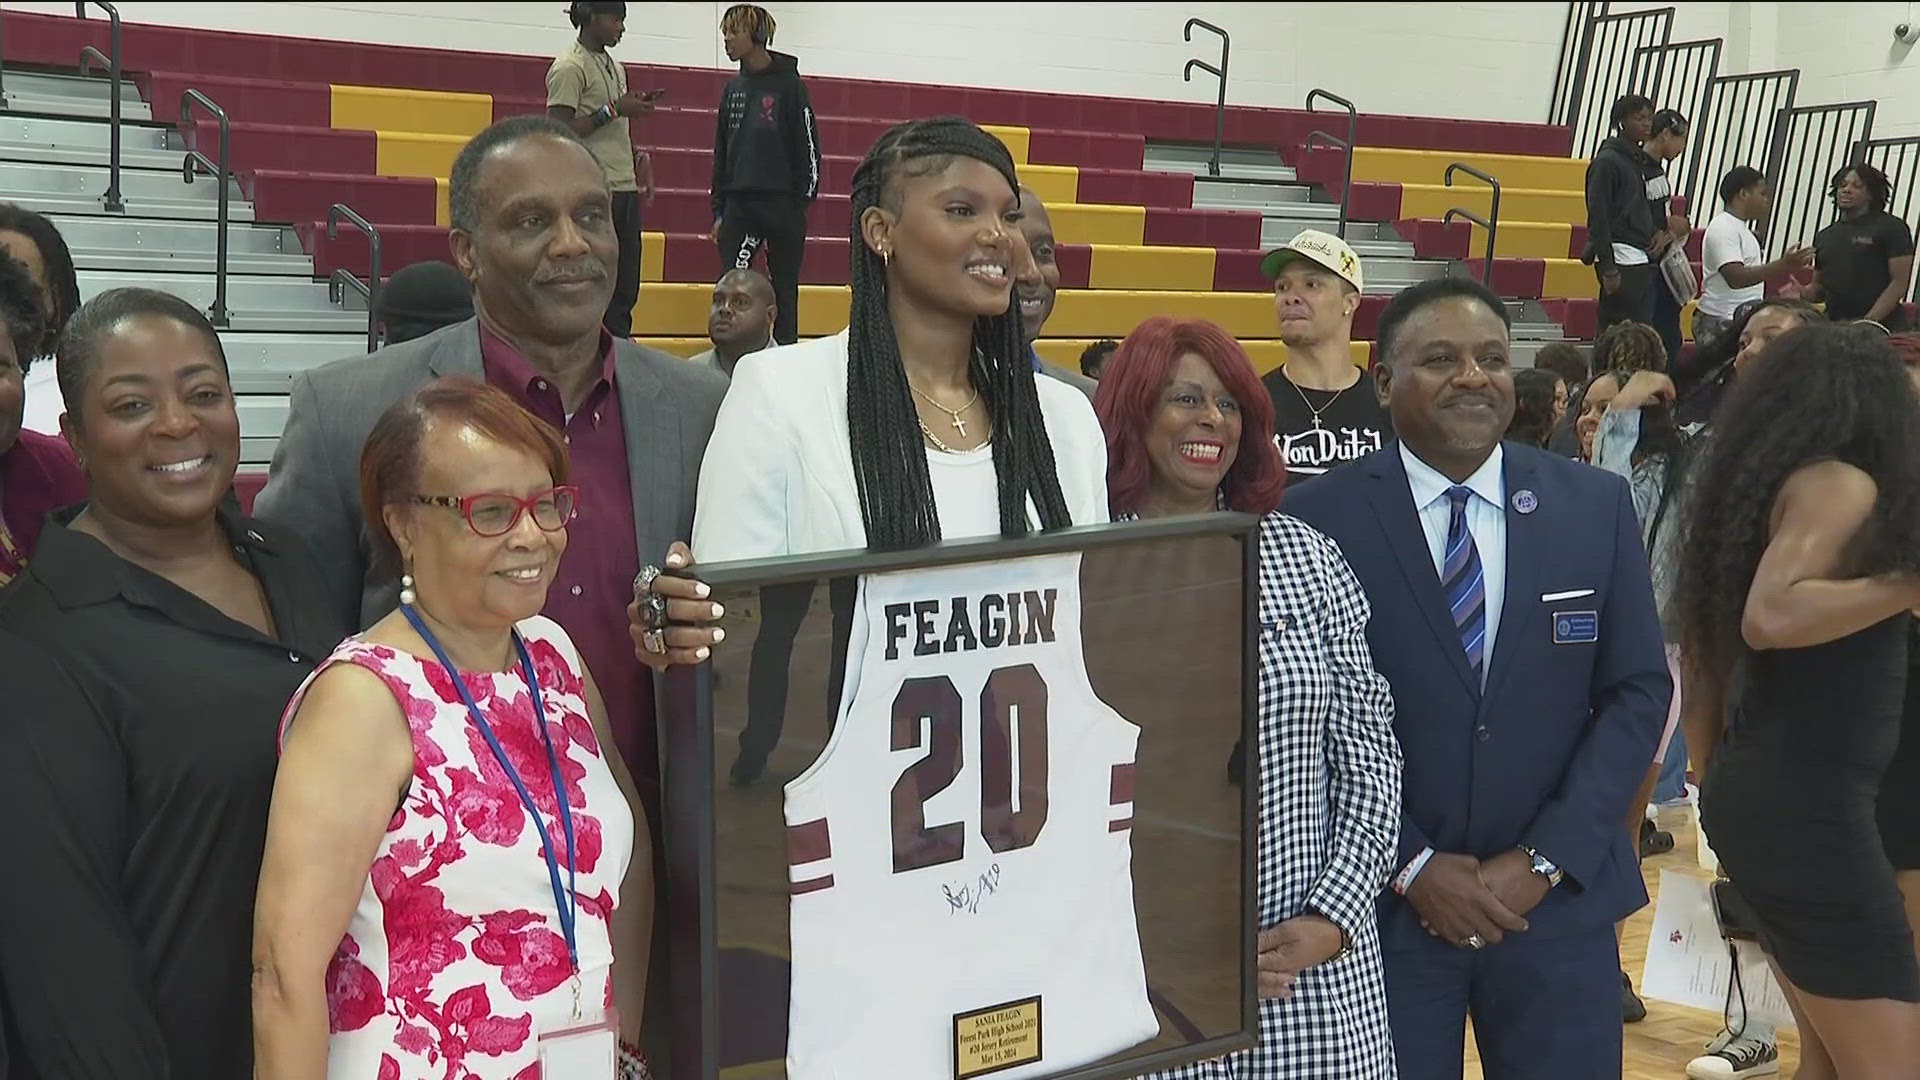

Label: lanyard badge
[402,605,580,976]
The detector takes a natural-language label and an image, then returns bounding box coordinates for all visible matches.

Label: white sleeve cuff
[1391,847,1436,895]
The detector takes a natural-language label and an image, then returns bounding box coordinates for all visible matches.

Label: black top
[1814,209,1916,323]
[0,505,348,1080]
[1264,368,1393,486]
[1583,135,1658,268]
[710,50,822,216]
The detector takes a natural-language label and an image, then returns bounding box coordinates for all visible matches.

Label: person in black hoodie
[1584,94,1658,331]
[712,4,820,346]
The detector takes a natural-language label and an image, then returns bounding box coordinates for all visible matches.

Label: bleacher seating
[1,7,1611,465]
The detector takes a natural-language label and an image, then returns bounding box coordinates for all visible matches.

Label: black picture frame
[655,514,1261,1079]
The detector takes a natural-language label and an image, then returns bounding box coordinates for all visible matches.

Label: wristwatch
[1520,846,1564,888]
[1305,907,1352,963]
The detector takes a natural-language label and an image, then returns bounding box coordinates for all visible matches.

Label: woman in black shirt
[0,288,347,1079]
[1808,163,1916,328]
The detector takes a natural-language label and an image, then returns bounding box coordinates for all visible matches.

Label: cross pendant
[1310,416,1322,429]
[952,415,969,438]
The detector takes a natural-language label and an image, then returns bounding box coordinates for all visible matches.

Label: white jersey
[784,552,1157,1079]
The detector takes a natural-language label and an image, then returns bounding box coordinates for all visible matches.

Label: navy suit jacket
[1287,442,1671,947]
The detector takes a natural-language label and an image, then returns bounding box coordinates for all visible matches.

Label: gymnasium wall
[1774,1,1920,139]
[17,2,1905,138]
[11,1,1576,123]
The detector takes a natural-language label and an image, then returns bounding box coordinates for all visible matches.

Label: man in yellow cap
[1261,229,1391,486]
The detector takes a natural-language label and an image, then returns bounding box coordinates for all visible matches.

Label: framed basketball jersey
[659,516,1260,1080]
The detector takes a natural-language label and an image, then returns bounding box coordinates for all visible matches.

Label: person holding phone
[548,0,655,338]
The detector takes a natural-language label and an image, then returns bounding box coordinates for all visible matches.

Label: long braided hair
[846,116,1072,550]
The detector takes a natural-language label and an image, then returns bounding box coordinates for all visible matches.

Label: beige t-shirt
[546,41,637,191]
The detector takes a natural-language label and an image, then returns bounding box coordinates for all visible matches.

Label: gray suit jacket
[253,318,729,630]
[1039,360,1098,397]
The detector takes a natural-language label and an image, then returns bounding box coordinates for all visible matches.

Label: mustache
[533,262,607,285]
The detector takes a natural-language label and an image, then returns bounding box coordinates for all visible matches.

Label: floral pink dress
[287,616,634,1080]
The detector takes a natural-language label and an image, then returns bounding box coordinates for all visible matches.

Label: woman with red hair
[1095,316,1402,1079]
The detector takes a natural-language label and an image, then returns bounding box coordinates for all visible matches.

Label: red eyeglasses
[410,485,580,537]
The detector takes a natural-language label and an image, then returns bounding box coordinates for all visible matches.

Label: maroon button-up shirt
[479,325,657,805]
[1,429,87,587]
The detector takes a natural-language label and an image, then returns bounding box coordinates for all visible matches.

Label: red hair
[1093,316,1286,518]
[359,376,572,571]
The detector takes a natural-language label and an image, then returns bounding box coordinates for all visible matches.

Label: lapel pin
[1512,489,1538,515]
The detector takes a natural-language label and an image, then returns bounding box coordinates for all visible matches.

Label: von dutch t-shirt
[1264,369,1393,485]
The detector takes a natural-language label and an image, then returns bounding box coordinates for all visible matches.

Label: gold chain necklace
[916,414,991,454]
[908,381,981,438]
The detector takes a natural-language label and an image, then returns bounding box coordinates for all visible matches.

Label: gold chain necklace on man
[1282,362,1352,429]
[908,381,980,438]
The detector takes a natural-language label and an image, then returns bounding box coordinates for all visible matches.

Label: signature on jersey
[942,864,1003,916]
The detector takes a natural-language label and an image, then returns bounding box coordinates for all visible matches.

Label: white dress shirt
[1401,441,1507,677]
[1392,442,1509,891]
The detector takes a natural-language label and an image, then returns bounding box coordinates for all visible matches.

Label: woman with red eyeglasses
[251,377,652,1080]
[0,288,350,1078]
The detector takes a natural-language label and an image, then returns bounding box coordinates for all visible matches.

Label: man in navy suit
[1287,276,1670,1079]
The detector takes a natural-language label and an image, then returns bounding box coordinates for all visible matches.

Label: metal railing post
[1305,89,1358,239]
[327,203,384,353]
[1182,18,1229,177]
[0,4,11,111]
[75,3,123,210]
[1444,163,1503,285]
[181,88,231,327]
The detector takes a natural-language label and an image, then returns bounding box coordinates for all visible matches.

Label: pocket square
[1541,588,1596,602]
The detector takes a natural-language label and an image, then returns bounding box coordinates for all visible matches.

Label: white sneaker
[1686,1029,1780,1079]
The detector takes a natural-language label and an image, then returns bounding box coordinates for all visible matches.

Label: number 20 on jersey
[890,663,1050,874]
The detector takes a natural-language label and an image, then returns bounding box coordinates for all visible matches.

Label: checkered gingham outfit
[1151,512,1402,1079]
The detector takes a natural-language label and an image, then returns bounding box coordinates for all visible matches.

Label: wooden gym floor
[1465,802,1801,1079]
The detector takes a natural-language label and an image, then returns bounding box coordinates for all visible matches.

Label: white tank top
[782,551,1157,1078]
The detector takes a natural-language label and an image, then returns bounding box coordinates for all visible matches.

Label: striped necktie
[1442,485,1487,677]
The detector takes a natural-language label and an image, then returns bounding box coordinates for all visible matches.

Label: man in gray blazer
[254,115,726,805]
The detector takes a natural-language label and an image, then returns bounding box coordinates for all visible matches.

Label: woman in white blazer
[1097,316,1403,1080]
[692,115,1107,561]
[693,116,1108,784]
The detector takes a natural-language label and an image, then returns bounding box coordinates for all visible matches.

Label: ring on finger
[633,564,662,596]
[1461,934,1485,950]
[641,628,666,655]
[639,592,670,631]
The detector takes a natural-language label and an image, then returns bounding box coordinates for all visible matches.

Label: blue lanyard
[401,605,579,971]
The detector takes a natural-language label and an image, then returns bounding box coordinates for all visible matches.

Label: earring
[399,571,417,606]
[882,248,892,268]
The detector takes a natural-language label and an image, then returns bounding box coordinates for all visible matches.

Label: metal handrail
[75,3,125,211]
[1443,162,1503,285]
[1304,130,1353,240]
[0,5,11,110]
[327,203,383,353]
[1306,89,1359,239]
[328,269,370,307]
[1182,18,1230,178]
[180,88,232,327]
